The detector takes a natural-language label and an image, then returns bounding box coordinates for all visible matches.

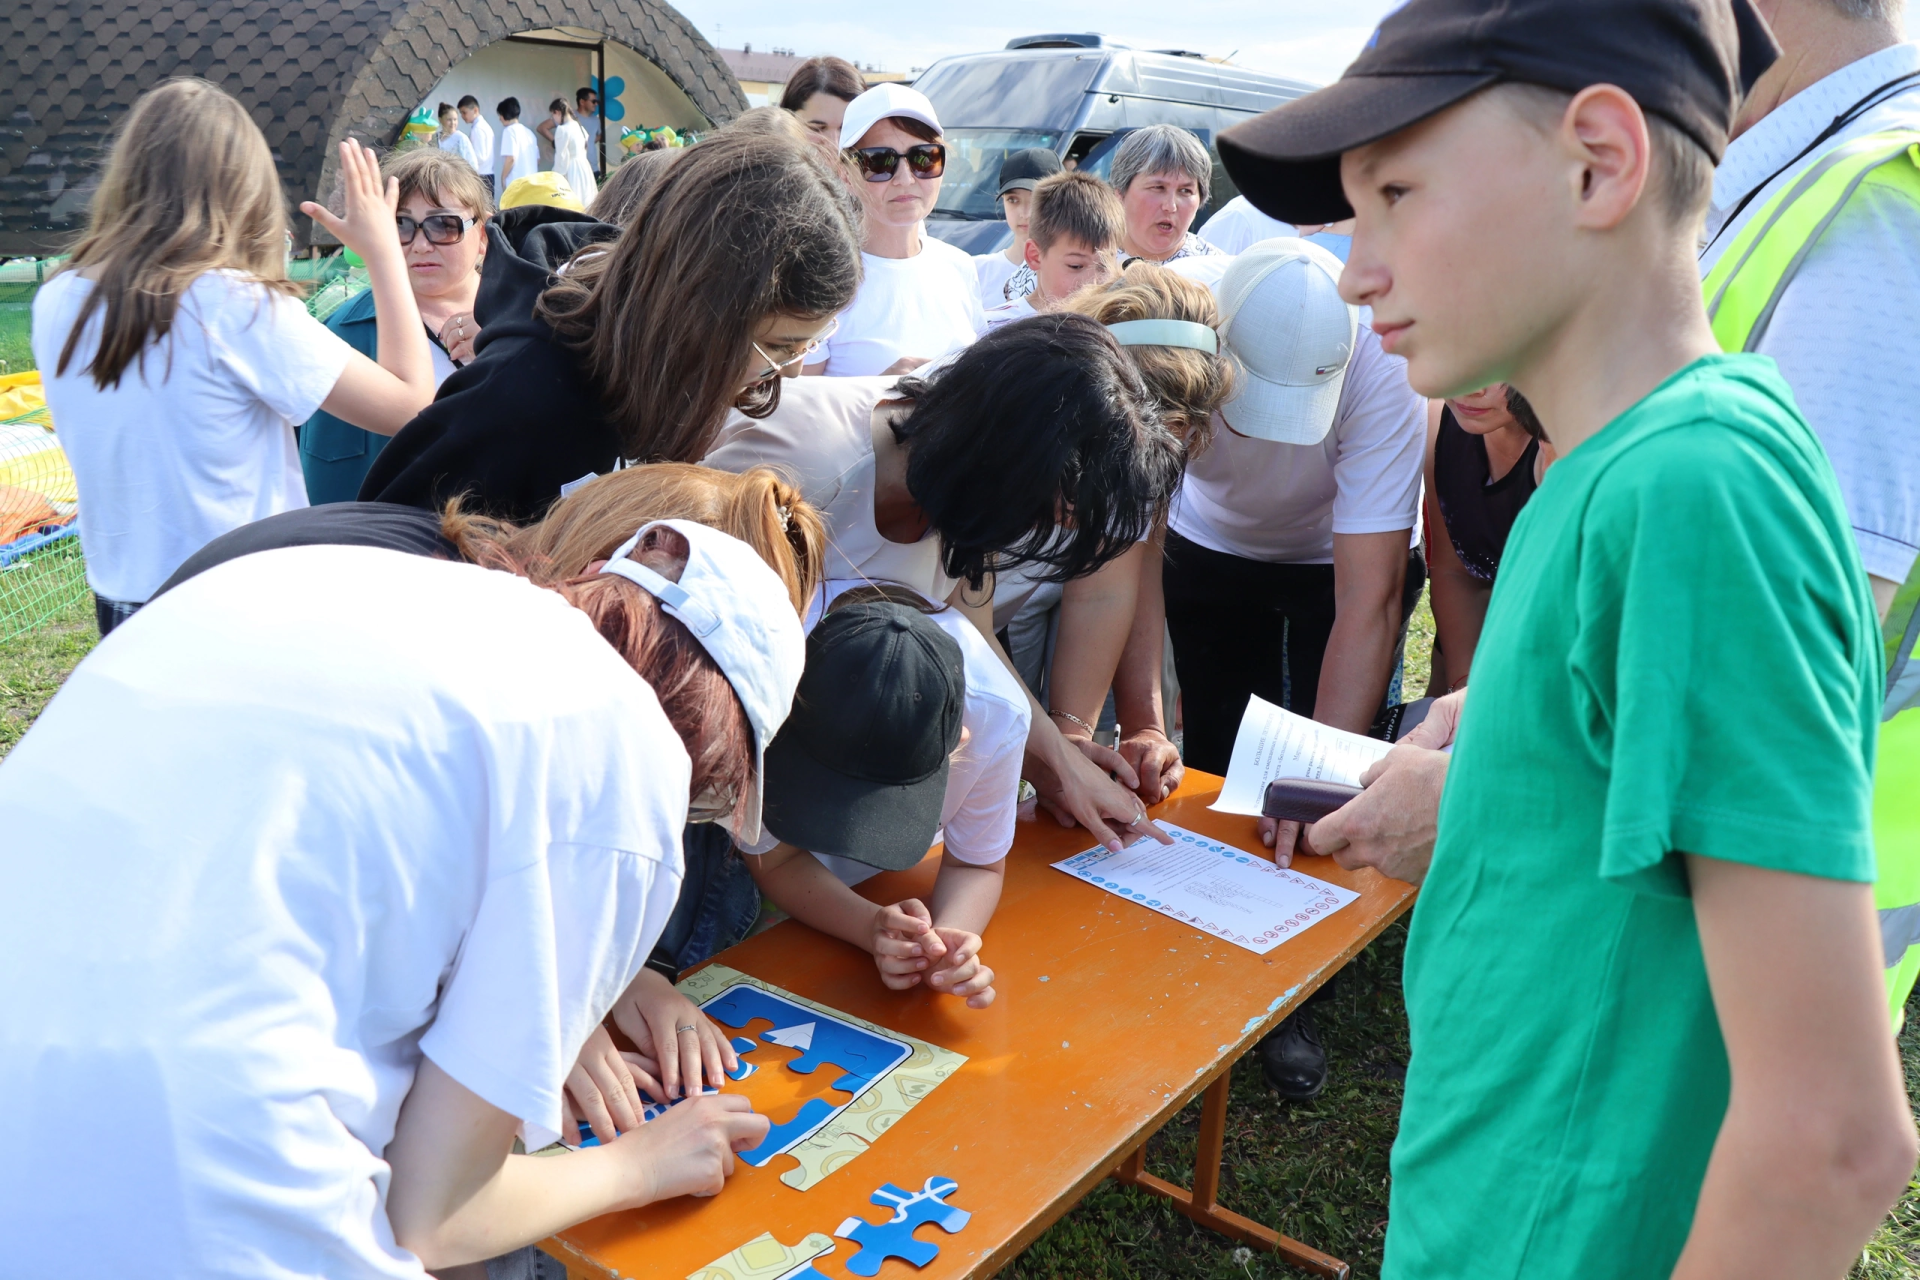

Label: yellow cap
[498,172,584,212]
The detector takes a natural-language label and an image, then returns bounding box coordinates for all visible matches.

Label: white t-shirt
[704,376,958,605]
[820,234,984,376]
[460,114,496,175]
[1198,195,1296,255]
[0,546,687,1279]
[972,249,1022,312]
[497,120,540,185]
[437,129,478,168]
[1169,326,1424,564]
[983,295,1038,331]
[31,269,350,601]
[743,579,1031,884]
[1699,41,1920,585]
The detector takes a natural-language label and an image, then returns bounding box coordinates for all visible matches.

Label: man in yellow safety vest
[1699,0,1920,1022]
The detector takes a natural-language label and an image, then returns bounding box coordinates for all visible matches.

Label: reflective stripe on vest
[1701,129,1920,1007]
[1701,127,1920,722]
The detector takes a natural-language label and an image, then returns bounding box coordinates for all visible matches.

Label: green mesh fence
[0,389,86,644]
[0,250,360,643]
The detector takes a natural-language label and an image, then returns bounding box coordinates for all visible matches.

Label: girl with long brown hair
[31,78,438,633]
[361,130,862,521]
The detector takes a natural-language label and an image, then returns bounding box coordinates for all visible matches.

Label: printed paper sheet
[1211,694,1393,816]
[1053,823,1359,954]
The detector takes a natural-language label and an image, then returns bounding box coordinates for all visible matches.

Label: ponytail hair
[441,462,825,615]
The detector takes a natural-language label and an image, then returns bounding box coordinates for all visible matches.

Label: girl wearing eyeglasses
[803,84,985,377]
[363,131,862,522]
[299,147,491,504]
[30,79,437,636]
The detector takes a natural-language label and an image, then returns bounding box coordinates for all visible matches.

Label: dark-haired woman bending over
[363,131,862,520]
[705,312,1187,853]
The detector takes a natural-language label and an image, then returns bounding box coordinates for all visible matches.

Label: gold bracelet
[1048,708,1096,737]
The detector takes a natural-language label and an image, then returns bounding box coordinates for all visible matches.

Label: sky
[669,1,1405,87]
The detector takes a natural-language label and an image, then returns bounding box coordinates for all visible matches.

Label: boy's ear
[1025,238,1042,270]
[1561,84,1652,232]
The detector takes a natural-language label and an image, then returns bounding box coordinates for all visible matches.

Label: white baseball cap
[838,83,943,151]
[1215,237,1358,445]
[600,519,806,845]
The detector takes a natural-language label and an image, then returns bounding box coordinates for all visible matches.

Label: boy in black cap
[740,588,1030,1008]
[1220,1,1914,1276]
[975,147,1063,311]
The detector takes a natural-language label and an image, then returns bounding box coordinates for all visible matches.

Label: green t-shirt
[1385,355,1880,1280]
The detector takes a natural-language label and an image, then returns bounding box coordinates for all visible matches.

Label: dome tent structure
[0,0,747,257]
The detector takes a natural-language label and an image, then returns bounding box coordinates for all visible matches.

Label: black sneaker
[1257,1009,1328,1099]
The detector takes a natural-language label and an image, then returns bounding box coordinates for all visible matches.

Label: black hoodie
[358,206,624,521]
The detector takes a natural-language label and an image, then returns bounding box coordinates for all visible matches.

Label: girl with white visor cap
[0,517,804,1277]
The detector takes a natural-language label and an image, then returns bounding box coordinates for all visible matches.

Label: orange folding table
[543,768,1416,1279]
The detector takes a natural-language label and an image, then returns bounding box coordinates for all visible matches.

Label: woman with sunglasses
[803,85,983,377]
[299,147,490,504]
[363,131,862,521]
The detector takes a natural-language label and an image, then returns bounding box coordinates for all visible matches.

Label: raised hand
[299,140,402,267]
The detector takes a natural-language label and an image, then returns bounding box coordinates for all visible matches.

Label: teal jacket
[297,289,388,505]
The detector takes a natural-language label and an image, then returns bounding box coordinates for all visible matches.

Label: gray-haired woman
[1109,124,1222,265]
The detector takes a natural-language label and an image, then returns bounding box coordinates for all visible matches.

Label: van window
[932,128,1063,220]
[915,53,1103,131]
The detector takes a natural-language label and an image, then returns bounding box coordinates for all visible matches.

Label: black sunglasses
[849,144,946,184]
[396,213,474,246]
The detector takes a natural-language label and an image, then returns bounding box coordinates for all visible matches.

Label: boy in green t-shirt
[1219,1,1917,1277]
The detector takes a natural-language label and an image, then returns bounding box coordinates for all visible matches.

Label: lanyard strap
[1703,70,1920,256]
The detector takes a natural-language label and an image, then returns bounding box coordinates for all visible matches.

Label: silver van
[913,34,1315,254]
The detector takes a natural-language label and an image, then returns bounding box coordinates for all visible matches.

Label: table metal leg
[1113,1073,1351,1280]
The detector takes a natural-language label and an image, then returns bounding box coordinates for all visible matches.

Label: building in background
[718,44,909,108]
[0,0,747,257]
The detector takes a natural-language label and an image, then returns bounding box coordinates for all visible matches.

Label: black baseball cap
[998,147,1064,196]
[1219,0,1779,225]
[760,598,965,870]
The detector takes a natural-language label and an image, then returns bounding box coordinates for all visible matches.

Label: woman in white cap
[1154,238,1425,1102]
[804,83,984,376]
[0,512,806,1275]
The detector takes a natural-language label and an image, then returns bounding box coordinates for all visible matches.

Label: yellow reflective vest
[1704,128,1920,1023]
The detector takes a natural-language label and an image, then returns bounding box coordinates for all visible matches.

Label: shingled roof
[0,0,748,256]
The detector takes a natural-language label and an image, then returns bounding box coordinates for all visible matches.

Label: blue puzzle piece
[575,1120,601,1148]
[727,1037,758,1080]
[737,1096,839,1167]
[702,985,909,1087]
[834,1175,971,1276]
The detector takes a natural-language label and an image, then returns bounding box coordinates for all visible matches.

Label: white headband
[1105,319,1220,354]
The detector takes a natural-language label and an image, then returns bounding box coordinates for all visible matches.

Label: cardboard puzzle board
[677,964,967,1191]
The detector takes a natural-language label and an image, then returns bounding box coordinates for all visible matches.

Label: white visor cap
[600,519,806,845]
[839,82,943,151]
[1215,237,1358,445]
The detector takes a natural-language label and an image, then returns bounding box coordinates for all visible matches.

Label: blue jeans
[649,823,761,975]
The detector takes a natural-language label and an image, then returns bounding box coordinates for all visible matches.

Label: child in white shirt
[983,171,1123,330]
[31,78,436,631]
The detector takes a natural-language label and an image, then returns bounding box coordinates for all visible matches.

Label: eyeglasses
[687,782,738,825]
[396,213,475,246]
[849,144,946,184]
[749,316,839,382]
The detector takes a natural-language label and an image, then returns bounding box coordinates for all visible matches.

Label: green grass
[1,583,1916,1278]
[0,555,92,758]
[0,302,33,374]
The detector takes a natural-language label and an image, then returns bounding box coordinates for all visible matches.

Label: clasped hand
[870,899,996,1008]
